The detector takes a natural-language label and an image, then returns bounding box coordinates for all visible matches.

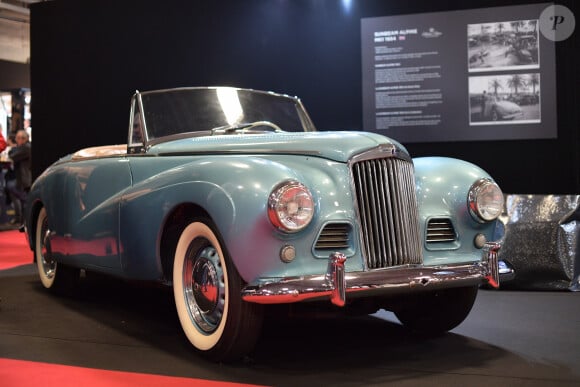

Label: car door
[60,157,132,270]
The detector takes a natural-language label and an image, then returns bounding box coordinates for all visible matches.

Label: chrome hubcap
[40,219,56,279]
[183,241,225,333]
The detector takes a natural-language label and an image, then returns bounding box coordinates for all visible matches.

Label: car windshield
[139,87,314,141]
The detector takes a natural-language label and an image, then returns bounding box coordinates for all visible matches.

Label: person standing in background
[480,90,488,120]
[7,130,31,226]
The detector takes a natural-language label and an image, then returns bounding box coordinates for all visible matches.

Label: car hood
[496,100,522,112]
[149,131,409,163]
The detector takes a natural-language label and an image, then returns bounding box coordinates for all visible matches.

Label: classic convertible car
[26,87,503,361]
[483,96,523,121]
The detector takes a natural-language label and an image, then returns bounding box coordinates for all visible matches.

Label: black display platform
[1,264,579,386]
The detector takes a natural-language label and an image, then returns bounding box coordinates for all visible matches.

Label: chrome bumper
[503,111,524,120]
[242,242,501,307]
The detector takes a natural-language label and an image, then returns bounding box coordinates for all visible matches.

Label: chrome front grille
[351,156,422,269]
[426,218,457,243]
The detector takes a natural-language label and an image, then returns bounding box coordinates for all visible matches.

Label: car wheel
[491,109,499,121]
[35,207,79,294]
[173,219,263,361]
[394,285,478,334]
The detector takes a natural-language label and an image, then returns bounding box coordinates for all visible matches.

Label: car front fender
[118,156,316,281]
[413,156,500,264]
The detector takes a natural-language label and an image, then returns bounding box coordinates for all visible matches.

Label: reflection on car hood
[149,131,408,163]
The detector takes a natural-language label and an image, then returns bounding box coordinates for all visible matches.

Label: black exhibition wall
[0,60,30,90]
[30,0,578,194]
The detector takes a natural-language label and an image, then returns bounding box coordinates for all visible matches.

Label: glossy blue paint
[150,131,405,163]
[26,88,501,287]
[27,88,505,361]
[414,157,498,264]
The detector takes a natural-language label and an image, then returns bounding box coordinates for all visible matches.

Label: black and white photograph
[469,73,541,124]
[468,19,539,72]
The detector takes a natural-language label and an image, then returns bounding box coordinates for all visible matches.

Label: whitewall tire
[173,219,263,361]
[35,207,79,293]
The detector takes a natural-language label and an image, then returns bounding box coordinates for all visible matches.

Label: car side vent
[426,218,457,243]
[315,223,351,250]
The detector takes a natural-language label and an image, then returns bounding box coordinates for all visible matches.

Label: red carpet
[0,230,31,270]
[0,359,263,387]
[0,233,266,387]
[0,230,268,387]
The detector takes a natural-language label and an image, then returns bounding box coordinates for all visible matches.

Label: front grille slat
[377,159,391,267]
[352,156,422,269]
[391,160,404,263]
[372,160,386,267]
[402,162,420,260]
[367,162,379,267]
[358,166,374,266]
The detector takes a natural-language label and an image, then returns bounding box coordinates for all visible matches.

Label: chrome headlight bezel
[468,178,504,223]
[268,181,315,233]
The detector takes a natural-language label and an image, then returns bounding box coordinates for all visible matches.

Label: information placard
[361,3,556,142]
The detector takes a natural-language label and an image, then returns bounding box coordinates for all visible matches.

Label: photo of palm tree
[468,19,539,72]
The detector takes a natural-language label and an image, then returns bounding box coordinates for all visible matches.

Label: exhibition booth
[0,0,578,386]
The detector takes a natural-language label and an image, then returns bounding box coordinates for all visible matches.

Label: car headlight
[268,181,314,232]
[468,178,504,222]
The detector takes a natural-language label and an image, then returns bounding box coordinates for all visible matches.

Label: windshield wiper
[211,121,283,135]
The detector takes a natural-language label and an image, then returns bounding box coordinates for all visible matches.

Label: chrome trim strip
[501,111,524,120]
[242,242,501,305]
[137,86,300,101]
[156,148,323,157]
[348,143,412,164]
[296,98,317,132]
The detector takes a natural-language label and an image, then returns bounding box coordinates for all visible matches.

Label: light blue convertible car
[26,87,503,361]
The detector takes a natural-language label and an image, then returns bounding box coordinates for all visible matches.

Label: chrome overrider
[241,241,501,307]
